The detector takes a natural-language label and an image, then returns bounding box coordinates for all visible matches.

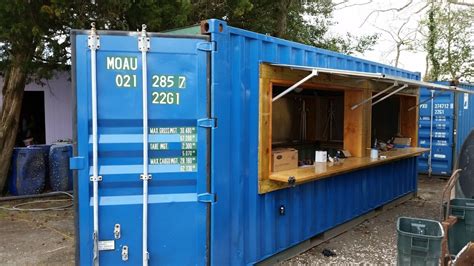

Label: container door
[417,88,454,175]
[74,33,211,265]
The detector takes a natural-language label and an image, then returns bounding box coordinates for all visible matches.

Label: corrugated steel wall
[207,20,420,265]
[418,82,474,175]
[418,87,455,175]
[455,83,474,160]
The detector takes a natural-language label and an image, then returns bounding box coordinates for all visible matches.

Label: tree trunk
[0,53,32,193]
[394,43,401,68]
[274,0,292,38]
[423,54,430,81]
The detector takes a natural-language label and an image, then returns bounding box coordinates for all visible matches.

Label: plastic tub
[397,217,444,266]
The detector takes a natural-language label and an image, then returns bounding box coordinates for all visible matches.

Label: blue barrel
[28,144,51,178]
[8,147,46,195]
[48,144,73,191]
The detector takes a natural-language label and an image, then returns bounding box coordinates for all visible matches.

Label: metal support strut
[272,69,318,102]
[139,24,151,266]
[351,82,398,110]
[88,22,101,266]
[371,84,408,107]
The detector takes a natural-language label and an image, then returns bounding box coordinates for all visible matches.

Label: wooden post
[343,86,371,157]
[399,95,419,147]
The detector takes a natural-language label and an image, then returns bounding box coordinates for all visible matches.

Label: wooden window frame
[258,64,419,194]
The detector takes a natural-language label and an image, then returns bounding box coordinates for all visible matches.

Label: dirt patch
[283,175,446,265]
[0,197,75,265]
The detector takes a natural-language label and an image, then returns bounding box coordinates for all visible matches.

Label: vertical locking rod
[428,90,434,177]
[88,22,101,266]
[139,24,151,266]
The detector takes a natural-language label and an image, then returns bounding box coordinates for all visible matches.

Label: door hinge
[198,193,216,203]
[87,23,100,50]
[197,41,216,52]
[70,156,85,170]
[198,118,217,128]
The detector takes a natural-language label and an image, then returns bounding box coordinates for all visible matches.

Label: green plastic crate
[444,198,474,255]
[397,217,444,266]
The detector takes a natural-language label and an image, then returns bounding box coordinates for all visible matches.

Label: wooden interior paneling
[258,74,272,193]
[343,87,371,157]
[399,95,419,146]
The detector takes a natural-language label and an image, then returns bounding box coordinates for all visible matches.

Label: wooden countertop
[269,147,429,184]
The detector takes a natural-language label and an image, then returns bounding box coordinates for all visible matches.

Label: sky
[329,0,429,75]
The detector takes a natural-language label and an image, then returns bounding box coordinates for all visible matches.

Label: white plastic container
[370,149,379,159]
[315,151,327,163]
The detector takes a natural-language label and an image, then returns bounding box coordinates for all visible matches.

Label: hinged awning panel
[270,63,474,95]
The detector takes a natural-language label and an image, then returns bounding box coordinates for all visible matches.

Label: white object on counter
[370,148,379,159]
[315,151,327,163]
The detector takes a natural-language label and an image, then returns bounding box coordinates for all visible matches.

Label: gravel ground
[0,196,75,266]
[0,175,445,265]
[283,175,446,265]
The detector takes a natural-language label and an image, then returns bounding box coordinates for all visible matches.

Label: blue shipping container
[72,19,421,265]
[418,82,474,176]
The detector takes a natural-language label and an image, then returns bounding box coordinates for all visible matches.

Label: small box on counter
[393,137,412,148]
[271,148,298,172]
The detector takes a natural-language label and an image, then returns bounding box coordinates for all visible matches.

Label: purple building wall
[0,72,72,144]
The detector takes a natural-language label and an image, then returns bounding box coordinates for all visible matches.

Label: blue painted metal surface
[205,19,419,265]
[73,19,421,265]
[418,82,474,176]
[454,83,474,161]
[49,144,73,191]
[8,147,46,195]
[73,31,211,265]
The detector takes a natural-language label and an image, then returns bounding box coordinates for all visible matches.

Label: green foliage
[423,3,474,82]
[312,33,379,55]
[0,1,196,82]
[0,0,378,83]
[192,0,378,55]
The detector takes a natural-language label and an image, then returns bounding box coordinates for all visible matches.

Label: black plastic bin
[397,217,444,266]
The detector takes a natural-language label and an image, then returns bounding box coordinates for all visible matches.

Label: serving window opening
[271,86,344,167]
[258,63,425,194]
[371,94,418,148]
